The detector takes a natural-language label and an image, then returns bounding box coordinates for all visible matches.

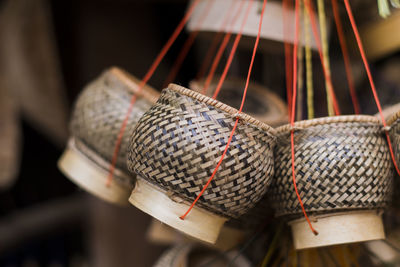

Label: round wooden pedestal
[58,139,131,205]
[289,210,385,250]
[130,176,227,244]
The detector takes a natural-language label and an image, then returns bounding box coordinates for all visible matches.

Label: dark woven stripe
[128,87,276,218]
[269,119,394,217]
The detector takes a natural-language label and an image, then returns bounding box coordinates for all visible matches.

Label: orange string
[291,0,318,235]
[283,0,293,118]
[195,32,224,80]
[303,0,341,116]
[343,0,400,176]
[195,2,237,80]
[106,0,201,186]
[331,0,360,114]
[162,0,215,88]
[201,0,245,95]
[212,0,255,99]
[180,0,268,220]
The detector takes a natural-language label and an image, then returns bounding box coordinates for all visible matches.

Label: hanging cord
[317,0,335,116]
[283,0,293,118]
[201,0,246,94]
[106,0,201,186]
[303,0,341,116]
[343,0,400,176]
[180,0,267,220]
[291,0,318,235]
[195,1,238,80]
[162,0,215,88]
[296,8,304,122]
[303,0,314,119]
[212,0,255,99]
[331,0,360,114]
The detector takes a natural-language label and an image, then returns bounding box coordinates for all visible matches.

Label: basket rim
[108,66,160,103]
[189,77,288,125]
[387,109,400,126]
[276,115,381,134]
[168,83,276,134]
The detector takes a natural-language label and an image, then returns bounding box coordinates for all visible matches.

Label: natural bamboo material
[128,84,276,243]
[59,139,132,204]
[189,77,288,126]
[290,210,385,249]
[270,115,394,249]
[387,108,400,168]
[58,67,159,205]
[147,218,245,251]
[130,177,227,243]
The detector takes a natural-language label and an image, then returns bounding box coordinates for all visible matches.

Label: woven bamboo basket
[269,115,394,249]
[58,67,159,205]
[189,77,288,127]
[128,84,276,243]
[387,108,400,169]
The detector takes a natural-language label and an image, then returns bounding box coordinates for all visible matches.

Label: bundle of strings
[181,0,268,220]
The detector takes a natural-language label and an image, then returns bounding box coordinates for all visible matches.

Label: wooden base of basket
[147,218,245,250]
[289,210,385,250]
[58,139,132,205]
[130,176,227,244]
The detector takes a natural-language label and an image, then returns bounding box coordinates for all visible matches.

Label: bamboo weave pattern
[70,69,155,176]
[128,84,276,218]
[270,116,394,217]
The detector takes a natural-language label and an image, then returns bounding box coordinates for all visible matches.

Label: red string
[195,32,224,80]
[343,0,400,176]
[331,0,360,114]
[304,0,341,116]
[290,0,318,235]
[180,0,268,220]
[162,0,215,88]
[212,0,255,99]
[283,0,293,118]
[195,2,237,80]
[106,0,201,186]
[201,0,245,95]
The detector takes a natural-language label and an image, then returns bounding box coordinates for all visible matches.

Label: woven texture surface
[388,111,400,168]
[270,116,394,217]
[189,77,288,127]
[128,84,276,219]
[70,69,156,173]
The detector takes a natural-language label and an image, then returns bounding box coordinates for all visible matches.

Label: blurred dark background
[0,0,400,266]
